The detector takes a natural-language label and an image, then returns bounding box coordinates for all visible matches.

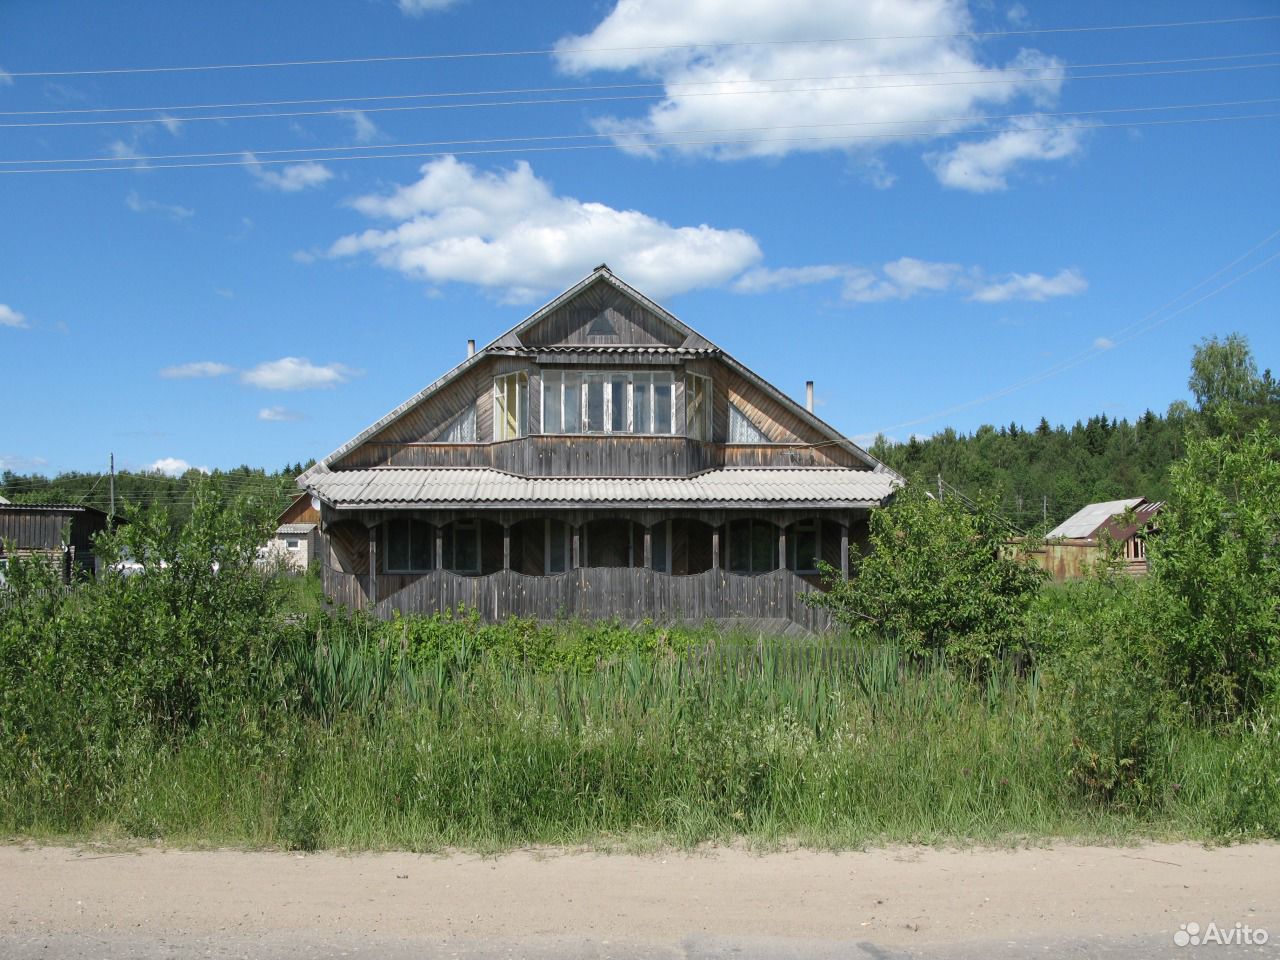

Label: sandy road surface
[1,842,1276,958]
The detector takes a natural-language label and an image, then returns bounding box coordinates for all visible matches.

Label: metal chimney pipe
[805,381,814,413]
[466,339,476,358]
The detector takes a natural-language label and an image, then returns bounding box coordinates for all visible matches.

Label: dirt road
[2,842,1276,958]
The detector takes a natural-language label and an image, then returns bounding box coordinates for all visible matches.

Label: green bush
[804,482,1046,669]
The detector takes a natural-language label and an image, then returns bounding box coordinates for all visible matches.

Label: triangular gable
[300,266,891,484]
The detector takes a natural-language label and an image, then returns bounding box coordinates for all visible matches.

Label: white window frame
[285,538,300,552]
[493,372,528,442]
[540,369,675,436]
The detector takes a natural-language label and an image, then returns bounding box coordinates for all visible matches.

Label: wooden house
[1022,497,1163,582]
[0,501,111,582]
[299,267,901,632]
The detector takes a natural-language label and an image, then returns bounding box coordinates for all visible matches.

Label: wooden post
[643,526,652,569]
[502,524,511,571]
[711,525,720,571]
[435,525,443,571]
[840,523,850,580]
[778,525,786,573]
[572,527,580,569]
[367,523,378,607]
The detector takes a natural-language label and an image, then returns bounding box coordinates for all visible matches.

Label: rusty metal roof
[308,468,898,509]
[1047,498,1164,541]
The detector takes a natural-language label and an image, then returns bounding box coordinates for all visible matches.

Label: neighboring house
[261,494,321,572]
[299,266,900,632]
[0,502,111,582]
[1024,497,1164,582]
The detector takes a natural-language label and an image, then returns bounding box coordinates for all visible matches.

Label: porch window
[545,518,570,574]
[727,518,777,574]
[442,521,480,574]
[541,370,673,435]
[650,519,671,573]
[687,373,712,441]
[787,519,820,573]
[493,372,528,441]
[385,518,434,573]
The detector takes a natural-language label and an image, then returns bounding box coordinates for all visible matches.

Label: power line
[5,50,1274,118]
[9,96,1274,167]
[3,112,1275,175]
[8,14,1277,78]
[6,61,1277,130]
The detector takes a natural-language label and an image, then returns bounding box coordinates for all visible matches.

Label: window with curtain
[728,401,769,443]
[687,373,712,441]
[438,404,477,443]
[493,372,528,441]
[540,369,676,435]
[385,518,434,573]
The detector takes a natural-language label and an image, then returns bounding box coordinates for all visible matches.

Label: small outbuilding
[0,501,111,582]
[1024,497,1163,582]
[260,494,321,572]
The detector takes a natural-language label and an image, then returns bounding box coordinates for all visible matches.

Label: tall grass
[13,627,1269,851]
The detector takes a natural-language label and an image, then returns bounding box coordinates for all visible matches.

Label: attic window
[493,372,528,441]
[728,401,770,443]
[438,404,477,443]
[587,310,617,336]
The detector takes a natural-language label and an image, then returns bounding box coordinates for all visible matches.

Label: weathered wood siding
[335,436,858,474]
[521,283,686,348]
[0,511,68,551]
[322,563,835,633]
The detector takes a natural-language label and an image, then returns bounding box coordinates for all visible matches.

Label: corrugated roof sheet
[308,468,898,508]
[1047,498,1159,540]
[276,522,317,534]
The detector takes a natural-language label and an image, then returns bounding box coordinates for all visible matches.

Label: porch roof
[308,467,897,510]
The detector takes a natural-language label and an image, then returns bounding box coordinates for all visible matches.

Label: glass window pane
[751,521,776,573]
[411,520,434,571]
[610,376,627,432]
[517,374,528,437]
[651,520,668,572]
[564,374,581,433]
[654,377,672,434]
[794,527,817,571]
[451,524,478,572]
[387,520,410,571]
[586,375,605,431]
[547,519,567,574]
[543,373,562,433]
[687,375,709,440]
[633,378,651,434]
[728,519,750,573]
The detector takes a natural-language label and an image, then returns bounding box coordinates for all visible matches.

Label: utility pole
[1042,494,1047,523]
[109,453,116,523]
[937,473,943,502]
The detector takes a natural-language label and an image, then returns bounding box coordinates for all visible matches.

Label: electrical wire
[8,14,1277,78]
[5,61,1277,129]
[4,50,1274,117]
[7,96,1274,167]
[3,112,1275,175]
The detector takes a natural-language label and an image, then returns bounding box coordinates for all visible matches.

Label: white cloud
[159,361,233,379]
[0,66,12,87]
[927,116,1083,192]
[242,154,334,192]
[736,258,1085,305]
[0,304,28,329]
[968,267,1087,302]
[552,0,1068,182]
[258,406,304,422]
[348,111,382,143]
[1094,336,1115,350]
[397,0,459,13]
[1006,3,1030,25]
[241,357,357,390]
[214,287,234,299]
[146,457,209,476]
[126,190,194,221]
[330,156,762,301]
[0,454,48,471]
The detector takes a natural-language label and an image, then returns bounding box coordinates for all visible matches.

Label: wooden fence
[322,564,835,634]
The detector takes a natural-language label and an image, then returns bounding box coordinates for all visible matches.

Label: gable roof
[1046,498,1163,541]
[299,266,893,485]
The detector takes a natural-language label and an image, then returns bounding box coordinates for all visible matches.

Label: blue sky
[1,0,1277,476]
